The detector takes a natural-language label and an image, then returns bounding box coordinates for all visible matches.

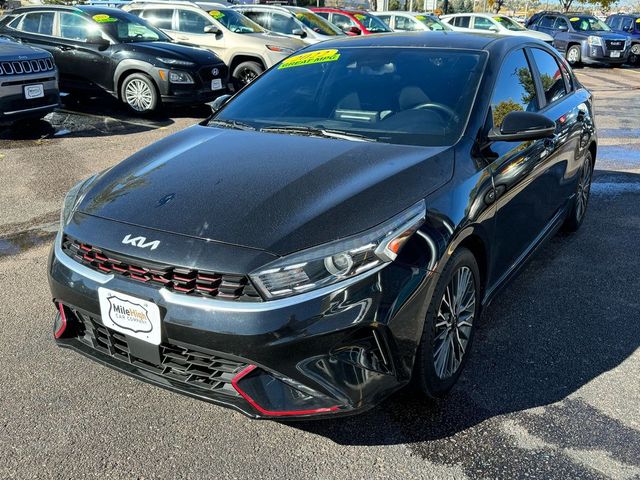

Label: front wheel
[630,44,640,65]
[121,73,159,114]
[413,248,481,398]
[566,45,581,67]
[563,151,593,232]
[232,61,263,90]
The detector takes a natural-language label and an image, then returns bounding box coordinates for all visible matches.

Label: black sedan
[48,32,596,419]
[0,6,227,113]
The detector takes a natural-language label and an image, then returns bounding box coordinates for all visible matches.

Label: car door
[176,8,228,61]
[484,48,568,284]
[534,14,556,35]
[53,12,113,92]
[553,17,571,52]
[6,11,57,53]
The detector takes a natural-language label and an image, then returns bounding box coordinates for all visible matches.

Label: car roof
[374,11,436,16]
[313,8,367,14]
[10,4,124,15]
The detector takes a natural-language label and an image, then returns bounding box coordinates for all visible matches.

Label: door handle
[56,45,74,51]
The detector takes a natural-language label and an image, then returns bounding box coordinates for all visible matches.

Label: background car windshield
[294,11,343,35]
[415,15,449,31]
[212,9,263,33]
[493,16,526,31]
[570,16,611,31]
[213,48,485,147]
[354,13,392,32]
[95,11,170,42]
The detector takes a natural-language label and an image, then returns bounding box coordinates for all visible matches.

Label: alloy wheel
[567,47,580,64]
[575,158,593,222]
[238,68,258,85]
[125,79,153,112]
[432,266,476,380]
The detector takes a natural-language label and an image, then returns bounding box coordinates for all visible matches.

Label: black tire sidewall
[120,73,159,114]
[232,61,263,89]
[563,151,593,232]
[413,248,481,398]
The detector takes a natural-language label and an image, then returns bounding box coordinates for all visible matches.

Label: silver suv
[0,35,60,125]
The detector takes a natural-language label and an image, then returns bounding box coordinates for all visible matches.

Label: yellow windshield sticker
[569,17,580,22]
[92,14,117,23]
[279,49,340,69]
[296,13,305,19]
[636,18,640,23]
[354,14,366,20]
[494,16,504,21]
[415,15,427,20]
[209,10,224,19]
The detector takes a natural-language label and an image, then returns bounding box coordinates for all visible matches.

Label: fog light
[232,365,342,417]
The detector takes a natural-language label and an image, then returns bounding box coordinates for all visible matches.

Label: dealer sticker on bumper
[24,84,44,99]
[98,288,161,345]
[211,79,223,90]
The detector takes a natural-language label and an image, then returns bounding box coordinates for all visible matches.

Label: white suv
[124,2,306,88]
[441,13,553,43]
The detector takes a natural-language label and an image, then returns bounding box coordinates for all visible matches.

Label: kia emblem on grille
[212,67,219,76]
[122,234,160,250]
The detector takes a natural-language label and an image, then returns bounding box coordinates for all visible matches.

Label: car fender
[228,51,270,70]
[113,60,163,98]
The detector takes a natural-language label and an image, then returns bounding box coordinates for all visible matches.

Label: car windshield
[293,10,343,35]
[570,16,611,31]
[88,10,171,43]
[352,12,392,32]
[211,47,486,147]
[493,16,526,31]
[209,9,263,33]
[414,15,450,31]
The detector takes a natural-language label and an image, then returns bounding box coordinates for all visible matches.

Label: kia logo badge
[212,67,219,76]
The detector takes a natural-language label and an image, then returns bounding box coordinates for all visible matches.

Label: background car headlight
[157,57,196,67]
[168,70,194,84]
[250,200,426,299]
[60,175,98,227]
[588,36,603,47]
[266,45,296,54]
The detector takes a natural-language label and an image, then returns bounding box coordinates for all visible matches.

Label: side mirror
[204,24,221,34]
[348,26,362,35]
[558,24,568,31]
[291,28,307,38]
[488,111,556,142]
[209,94,231,114]
[489,25,499,32]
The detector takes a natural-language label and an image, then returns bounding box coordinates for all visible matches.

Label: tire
[120,73,159,114]
[566,45,581,67]
[413,247,481,398]
[630,44,640,66]
[562,150,593,233]
[232,61,263,89]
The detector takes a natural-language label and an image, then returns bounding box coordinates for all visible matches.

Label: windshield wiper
[260,125,376,142]
[208,119,256,131]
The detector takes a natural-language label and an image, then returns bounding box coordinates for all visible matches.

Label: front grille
[61,235,261,301]
[606,40,625,50]
[70,308,248,396]
[0,57,54,76]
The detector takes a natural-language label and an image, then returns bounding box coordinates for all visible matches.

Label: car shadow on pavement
[0,93,210,141]
[291,169,640,447]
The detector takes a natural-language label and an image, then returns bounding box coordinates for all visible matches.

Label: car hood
[240,32,306,49]
[0,38,51,61]
[122,41,222,64]
[511,29,553,41]
[77,126,453,256]
[582,31,629,40]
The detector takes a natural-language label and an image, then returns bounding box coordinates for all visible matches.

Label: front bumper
[0,71,60,124]
[153,63,229,105]
[581,43,629,64]
[48,232,434,419]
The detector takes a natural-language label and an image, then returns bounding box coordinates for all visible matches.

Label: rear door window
[18,11,54,35]
[454,16,470,28]
[530,48,568,106]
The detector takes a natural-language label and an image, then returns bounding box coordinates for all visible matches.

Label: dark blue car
[528,12,630,66]
[606,13,640,64]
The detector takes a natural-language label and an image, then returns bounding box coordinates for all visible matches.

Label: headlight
[266,45,296,54]
[169,70,194,84]
[588,36,603,47]
[625,38,631,48]
[250,200,426,299]
[60,175,98,227]
[157,57,196,67]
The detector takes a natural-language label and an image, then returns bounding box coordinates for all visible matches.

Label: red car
[311,8,392,35]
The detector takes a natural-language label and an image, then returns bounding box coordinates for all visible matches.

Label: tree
[493,100,523,128]
[558,0,575,12]
[488,0,506,13]
[586,0,618,14]
[389,0,402,9]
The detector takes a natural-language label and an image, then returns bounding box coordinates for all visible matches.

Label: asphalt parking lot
[0,66,639,479]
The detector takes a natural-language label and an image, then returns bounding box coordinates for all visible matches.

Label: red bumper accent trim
[231,365,341,417]
[55,303,67,339]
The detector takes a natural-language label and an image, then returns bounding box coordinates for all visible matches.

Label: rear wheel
[413,248,480,398]
[232,61,263,89]
[121,73,159,114]
[563,151,593,232]
[566,45,581,67]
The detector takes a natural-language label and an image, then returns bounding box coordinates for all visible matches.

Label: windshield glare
[294,11,343,35]
[95,11,170,42]
[353,12,392,32]
[211,9,263,33]
[493,16,525,31]
[570,16,611,31]
[415,15,449,31]
[212,48,485,147]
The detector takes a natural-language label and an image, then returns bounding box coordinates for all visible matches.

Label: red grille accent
[61,235,260,301]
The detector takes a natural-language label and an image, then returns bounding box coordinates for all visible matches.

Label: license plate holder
[211,78,223,90]
[24,84,44,99]
[98,288,162,345]
[610,51,621,58]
